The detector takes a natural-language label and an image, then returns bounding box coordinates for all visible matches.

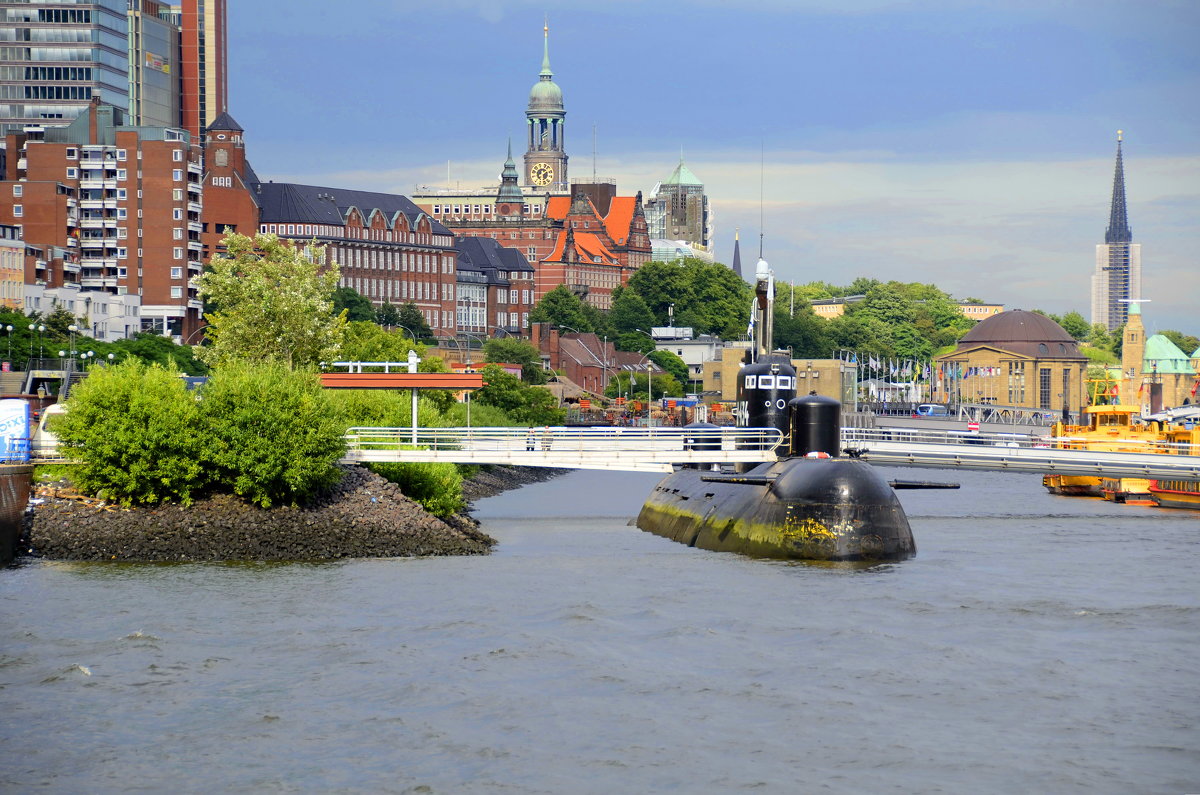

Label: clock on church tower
[530,162,555,186]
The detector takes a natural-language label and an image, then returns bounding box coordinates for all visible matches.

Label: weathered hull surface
[637,458,915,561]
[0,464,33,564]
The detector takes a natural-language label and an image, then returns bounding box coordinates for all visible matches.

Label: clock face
[530,163,554,186]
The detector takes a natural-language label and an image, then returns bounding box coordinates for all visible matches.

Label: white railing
[343,425,784,471]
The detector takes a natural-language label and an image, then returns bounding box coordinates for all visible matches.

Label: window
[116,168,126,181]
[173,247,183,259]
[173,227,183,240]
[172,169,183,181]
[11,205,20,217]
[116,189,126,200]
[172,149,183,162]
[116,149,126,161]
[116,208,126,219]
[117,267,127,278]
[116,247,127,259]
[66,167,77,179]
[171,286,183,299]
[11,185,21,197]
[171,266,182,278]
[66,147,77,160]
[116,227,126,239]
[173,188,183,201]
[172,208,183,220]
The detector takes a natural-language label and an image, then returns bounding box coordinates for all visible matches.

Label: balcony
[81,277,119,289]
[187,261,203,274]
[62,261,81,273]
[79,179,116,190]
[188,221,203,234]
[187,240,203,252]
[187,201,202,214]
[187,161,202,174]
[80,237,117,249]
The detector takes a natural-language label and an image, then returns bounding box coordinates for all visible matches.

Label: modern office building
[1091,130,1141,332]
[126,0,179,128]
[179,0,226,140]
[0,0,131,136]
[644,156,711,255]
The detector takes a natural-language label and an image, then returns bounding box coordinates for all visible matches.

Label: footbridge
[343,425,1200,481]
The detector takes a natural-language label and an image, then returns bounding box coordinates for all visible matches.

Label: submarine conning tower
[737,352,797,442]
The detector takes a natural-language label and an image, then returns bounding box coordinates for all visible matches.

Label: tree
[195,232,345,369]
[111,332,209,375]
[604,371,682,402]
[338,321,422,365]
[483,338,546,384]
[529,285,592,332]
[332,287,375,322]
[473,363,564,425]
[625,260,693,320]
[648,349,689,387]
[1088,323,1113,352]
[375,301,402,327]
[1060,311,1090,341]
[395,302,434,340]
[774,306,830,358]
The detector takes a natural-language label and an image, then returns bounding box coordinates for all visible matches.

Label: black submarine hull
[637,457,915,561]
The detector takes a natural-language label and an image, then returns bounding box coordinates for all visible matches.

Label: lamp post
[27,323,35,365]
[36,324,46,360]
[4,324,11,364]
[67,324,78,361]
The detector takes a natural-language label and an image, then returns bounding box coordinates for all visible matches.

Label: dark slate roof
[955,309,1086,360]
[254,181,451,235]
[456,236,533,275]
[208,111,243,132]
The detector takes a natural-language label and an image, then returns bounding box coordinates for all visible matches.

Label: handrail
[345,425,785,454]
[840,427,1198,457]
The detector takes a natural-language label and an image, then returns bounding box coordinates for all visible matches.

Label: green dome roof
[1143,334,1194,375]
[529,77,563,109]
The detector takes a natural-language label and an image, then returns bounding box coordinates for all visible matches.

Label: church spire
[731,228,743,279]
[1105,129,1132,244]
[540,18,552,77]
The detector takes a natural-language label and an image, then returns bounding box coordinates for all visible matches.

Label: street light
[3,324,11,364]
[36,324,46,359]
[67,324,78,360]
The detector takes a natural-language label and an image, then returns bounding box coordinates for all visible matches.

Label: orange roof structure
[602,196,637,245]
[545,230,621,264]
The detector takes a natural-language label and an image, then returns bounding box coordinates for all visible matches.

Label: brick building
[454,236,534,337]
[1,98,200,339]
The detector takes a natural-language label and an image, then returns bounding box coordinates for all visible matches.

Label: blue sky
[229,0,1199,334]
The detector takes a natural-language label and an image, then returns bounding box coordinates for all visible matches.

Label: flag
[1192,380,1199,397]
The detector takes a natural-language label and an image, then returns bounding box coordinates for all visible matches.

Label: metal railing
[343,425,785,471]
[840,427,1200,481]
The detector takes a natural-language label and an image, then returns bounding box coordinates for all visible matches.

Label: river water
[1,467,1197,793]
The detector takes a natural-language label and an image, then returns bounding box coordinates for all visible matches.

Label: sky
[228,0,1200,335]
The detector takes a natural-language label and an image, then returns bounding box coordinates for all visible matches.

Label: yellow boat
[1041,404,1164,500]
[1149,426,1200,510]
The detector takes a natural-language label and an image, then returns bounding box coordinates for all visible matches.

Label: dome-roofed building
[936,309,1088,414]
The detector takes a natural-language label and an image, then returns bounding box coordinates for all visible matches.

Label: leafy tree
[529,285,592,332]
[198,361,346,507]
[375,301,402,327]
[339,321,422,365]
[604,371,682,402]
[112,332,209,374]
[624,258,751,337]
[853,284,917,327]
[195,232,346,369]
[483,338,546,383]
[625,260,693,320]
[474,364,564,425]
[1060,310,1090,341]
[615,331,654,354]
[395,302,434,340]
[1161,329,1200,355]
[648,349,689,387]
[332,287,375,322]
[773,305,829,358]
[846,277,881,296]
[1088,323,1113,352]
[368,461,464,517]
[827,314,894,358]
[54,359,209,505]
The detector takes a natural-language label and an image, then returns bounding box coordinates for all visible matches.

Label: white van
[31,403,67,459]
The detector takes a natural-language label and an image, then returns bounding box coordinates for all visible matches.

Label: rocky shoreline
[21,464,564,563]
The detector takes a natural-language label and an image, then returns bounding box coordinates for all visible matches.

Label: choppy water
[1,467,1197,793]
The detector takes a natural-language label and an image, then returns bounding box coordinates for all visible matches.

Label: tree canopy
[195,232,345,369]
[529,285,593,332]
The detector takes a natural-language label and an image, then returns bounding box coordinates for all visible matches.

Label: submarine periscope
[635,256,916,562]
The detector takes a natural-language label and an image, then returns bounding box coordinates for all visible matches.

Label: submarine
[635,257,917,562]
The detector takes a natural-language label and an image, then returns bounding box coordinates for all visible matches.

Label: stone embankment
[24,464,562,562]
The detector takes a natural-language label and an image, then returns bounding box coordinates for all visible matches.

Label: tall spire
[540,17,552,77]
[731,228,743,279]
[1105,129,1132,244]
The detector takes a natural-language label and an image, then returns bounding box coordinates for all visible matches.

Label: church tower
[496,139,525,219]
[1091,131,1142,331]
[524,22,567,191]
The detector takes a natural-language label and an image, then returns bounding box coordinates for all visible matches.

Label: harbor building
[1119,303,1200,412]
[934,309,1088,413]
[1091,131,1141,332]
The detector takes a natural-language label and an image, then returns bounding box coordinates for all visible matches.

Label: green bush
[56,360,209,505]
[367,461,465,517]
[199,361,346,507]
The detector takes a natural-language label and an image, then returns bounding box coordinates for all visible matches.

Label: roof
[545,196,572,219]
[954,309,1085,360]
[255,182,451,235]
[602,196,637,245]
[455,236,533,275]
[207,111,243,132]
[1143,334,1194,374]
[546,230,621,265]
[663,157,703,186]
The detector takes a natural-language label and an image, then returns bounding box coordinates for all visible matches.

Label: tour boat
[1148,425,1200,510]
[1041,404,1164,500]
